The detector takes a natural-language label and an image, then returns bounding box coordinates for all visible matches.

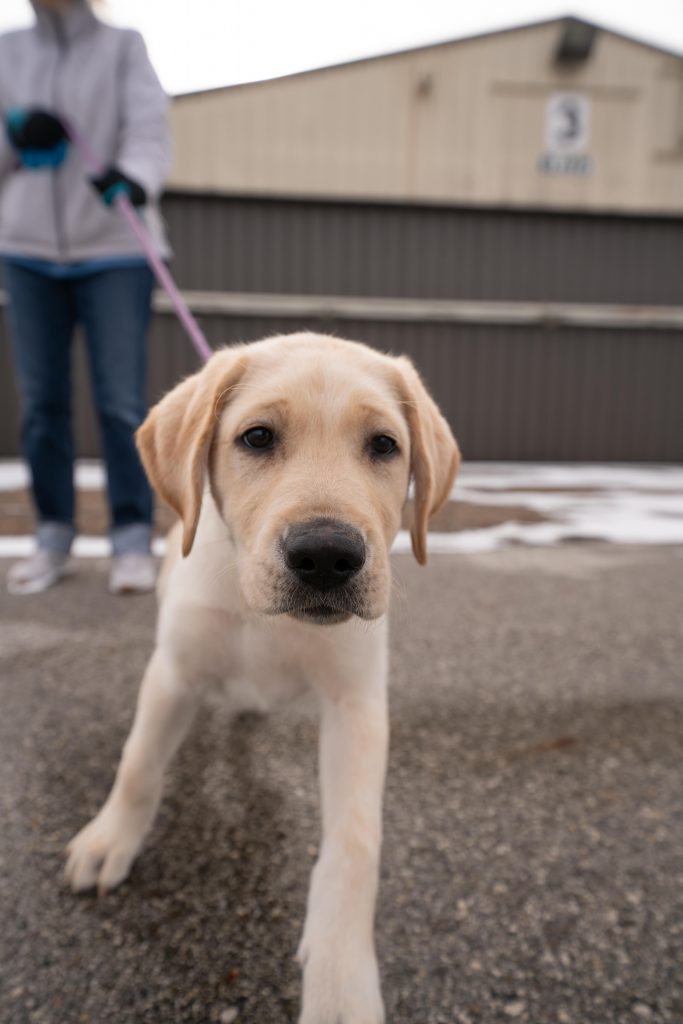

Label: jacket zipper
[49,13,68,261]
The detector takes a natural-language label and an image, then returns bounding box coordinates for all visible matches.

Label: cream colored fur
[65,333,459,1024]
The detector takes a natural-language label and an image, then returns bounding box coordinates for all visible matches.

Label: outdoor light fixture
[555,17,597,64]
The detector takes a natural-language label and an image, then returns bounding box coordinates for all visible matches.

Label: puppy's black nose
[284,518,366,591]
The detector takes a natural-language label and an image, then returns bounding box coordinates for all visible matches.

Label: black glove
[6,108,69,168]
[91,167,147,208]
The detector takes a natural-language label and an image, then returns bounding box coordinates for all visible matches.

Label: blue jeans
[4,262,155,555]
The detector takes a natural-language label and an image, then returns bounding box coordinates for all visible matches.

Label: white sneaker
[109,553,157,595]
[7,550,70,595]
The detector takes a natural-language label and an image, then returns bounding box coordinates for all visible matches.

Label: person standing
[0,0,171,594]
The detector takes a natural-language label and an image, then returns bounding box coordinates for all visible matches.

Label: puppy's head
[137,334,459,624]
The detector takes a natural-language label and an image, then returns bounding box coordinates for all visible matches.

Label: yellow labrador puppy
[65,332,459,1024]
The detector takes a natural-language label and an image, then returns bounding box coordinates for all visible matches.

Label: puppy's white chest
[235,620,312,705]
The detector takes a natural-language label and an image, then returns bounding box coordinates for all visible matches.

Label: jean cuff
[37,521,75,555]
[111,523,152,557]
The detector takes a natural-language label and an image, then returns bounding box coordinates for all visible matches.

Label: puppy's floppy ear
[136,349,247,557]
[395,356,460,565]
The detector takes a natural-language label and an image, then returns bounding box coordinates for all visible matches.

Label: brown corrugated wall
[160,193,683,304]
[1,193,682,460]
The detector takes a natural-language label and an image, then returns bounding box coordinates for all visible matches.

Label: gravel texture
[1,544,682,1024]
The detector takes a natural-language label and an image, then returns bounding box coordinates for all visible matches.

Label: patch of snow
[457,462,683,493]
[1,460,682,556]
[0,462,28,491]
[0,535,168,558]
[0,460,105,491]
[448,464,683,552]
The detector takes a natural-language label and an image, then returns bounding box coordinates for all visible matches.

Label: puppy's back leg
[65,647,200,895]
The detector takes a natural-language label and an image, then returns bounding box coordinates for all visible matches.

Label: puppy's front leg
[65,647,199,895]
[299,663,388,1024]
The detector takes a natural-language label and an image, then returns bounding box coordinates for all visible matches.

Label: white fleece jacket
[0,0,171,261]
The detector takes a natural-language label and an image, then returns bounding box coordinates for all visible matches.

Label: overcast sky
[2,0,683,95]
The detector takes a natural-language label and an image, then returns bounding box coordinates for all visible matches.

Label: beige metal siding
[169,22,683,213]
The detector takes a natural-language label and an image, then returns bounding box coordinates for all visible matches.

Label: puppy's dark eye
[241,426,274,450]
[370,434,398,457]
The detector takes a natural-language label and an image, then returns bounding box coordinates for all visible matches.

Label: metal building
[1,16,682,460]
[169,16,683,213]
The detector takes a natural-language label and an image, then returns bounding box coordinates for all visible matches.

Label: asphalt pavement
[1,543,682,1024]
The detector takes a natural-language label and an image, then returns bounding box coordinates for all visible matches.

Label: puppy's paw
[299,947,384,1024]
[64,806,145,895]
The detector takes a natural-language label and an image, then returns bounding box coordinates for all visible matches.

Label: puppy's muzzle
[283,518,366,591]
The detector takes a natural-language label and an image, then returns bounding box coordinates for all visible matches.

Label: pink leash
[66,121,213,364]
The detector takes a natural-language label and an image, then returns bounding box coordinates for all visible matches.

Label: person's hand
[6,108,69,168]
[91,167,147,207]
